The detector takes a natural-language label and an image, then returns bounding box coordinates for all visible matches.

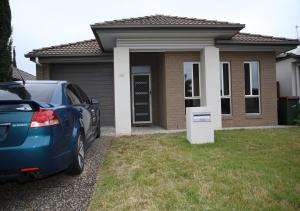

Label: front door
[131,74,152,124]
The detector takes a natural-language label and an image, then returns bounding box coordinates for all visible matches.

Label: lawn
[89,128,300,211]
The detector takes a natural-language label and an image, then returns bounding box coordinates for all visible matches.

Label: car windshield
[0,83,57,103]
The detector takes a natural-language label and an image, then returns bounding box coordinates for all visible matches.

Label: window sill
[245,114,262,119]
[222,115,233,120]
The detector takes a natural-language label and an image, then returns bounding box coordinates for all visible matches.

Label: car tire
[96,115,101,138]
[67,132,85,175]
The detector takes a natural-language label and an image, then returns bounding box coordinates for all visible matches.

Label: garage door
[50,63,115,126]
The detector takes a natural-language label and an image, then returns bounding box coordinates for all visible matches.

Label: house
[11,47,36,81]
[25,15,300,135]
[276,47,300,97]
[12,66,36,81]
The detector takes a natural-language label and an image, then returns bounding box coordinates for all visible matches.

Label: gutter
[91,26,105,52]
[35,57,41,65]
[25,52,111,59]
[90,24,245,30]
[215,40,300,46]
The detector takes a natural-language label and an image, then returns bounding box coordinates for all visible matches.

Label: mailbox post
[186,107,214,144]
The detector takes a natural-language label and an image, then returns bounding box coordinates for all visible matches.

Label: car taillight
[30,108,60,128]
[20,167,40,172]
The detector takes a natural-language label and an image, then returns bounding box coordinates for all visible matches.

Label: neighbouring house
[25,15,300,135]
[12,66,36,81]
[276,47,300,97]
[11,47,36,81]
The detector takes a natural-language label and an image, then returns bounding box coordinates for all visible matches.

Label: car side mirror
[91,98,99,104]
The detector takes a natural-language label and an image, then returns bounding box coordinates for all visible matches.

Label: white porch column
[200,46,222,129]
[114,47,131,135]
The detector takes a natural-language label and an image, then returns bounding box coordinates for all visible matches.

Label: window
[74,85,90,104]
[184,62,201,108]
[0,83,57,103]
[220,62,231,114]
[66,85,82,105]
[244,61,260,114]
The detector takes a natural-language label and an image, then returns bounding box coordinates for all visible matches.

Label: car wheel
[67,132,85,175]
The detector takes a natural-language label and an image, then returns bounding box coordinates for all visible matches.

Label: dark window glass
[185,99,200,108]
[221,98,231,114]
[251,62,259,95]
[245,97,260,113]
[184,63,193,97]
[74,85,90,104]
[193,64,200,97]
[0,83,57,103]
[66,86,81,105]
[223,63,230,95]
[244,63,250,95]
[220,64,223,96]
[70,85,84,104]
[133,75,150,122]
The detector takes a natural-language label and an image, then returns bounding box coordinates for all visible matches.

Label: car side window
[66,85,82,105]
[74,85,90,104]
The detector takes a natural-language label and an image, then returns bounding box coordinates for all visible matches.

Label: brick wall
[37,51,278,129]
[164,52,200,129]
[36,64,50,80]
[220,51,278,127]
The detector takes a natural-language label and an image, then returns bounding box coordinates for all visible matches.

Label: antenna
[296,25,300,40]
[16,68,26,85]
[13,46,25,85]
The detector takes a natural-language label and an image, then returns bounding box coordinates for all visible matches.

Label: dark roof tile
[93,15,243,26]
[25,39,101,57]
[220,32,299,43]
[26,33,299,57]
[12,66,36,80]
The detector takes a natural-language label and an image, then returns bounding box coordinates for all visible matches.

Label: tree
[0,0,12,81]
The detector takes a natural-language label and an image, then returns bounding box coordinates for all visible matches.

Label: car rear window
[0,83,57,103]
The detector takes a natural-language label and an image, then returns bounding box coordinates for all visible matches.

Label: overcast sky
[10,0,300,75]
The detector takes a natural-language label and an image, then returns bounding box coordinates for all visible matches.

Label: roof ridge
[31,39,97,52]
[93,14,242,26]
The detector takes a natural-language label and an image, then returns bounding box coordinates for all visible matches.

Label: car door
[74,85,98,137]
[65,84,93,142]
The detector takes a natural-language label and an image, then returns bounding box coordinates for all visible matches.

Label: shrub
[295,107,300,126]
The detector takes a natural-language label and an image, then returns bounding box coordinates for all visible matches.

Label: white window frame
[220,62,231,115]
[183,62,201,101]
[244,61,261,114]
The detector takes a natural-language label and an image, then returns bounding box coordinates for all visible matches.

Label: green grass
[89,128,300,211]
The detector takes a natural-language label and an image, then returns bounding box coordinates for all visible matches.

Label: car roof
[23,80,67,84]
[0,80,67,86]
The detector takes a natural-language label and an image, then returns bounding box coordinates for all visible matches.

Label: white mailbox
[186,107,214,144]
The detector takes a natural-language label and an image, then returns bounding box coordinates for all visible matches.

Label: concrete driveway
[0,135,112,211]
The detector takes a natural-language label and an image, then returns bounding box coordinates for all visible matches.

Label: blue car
[0,81,101,181]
